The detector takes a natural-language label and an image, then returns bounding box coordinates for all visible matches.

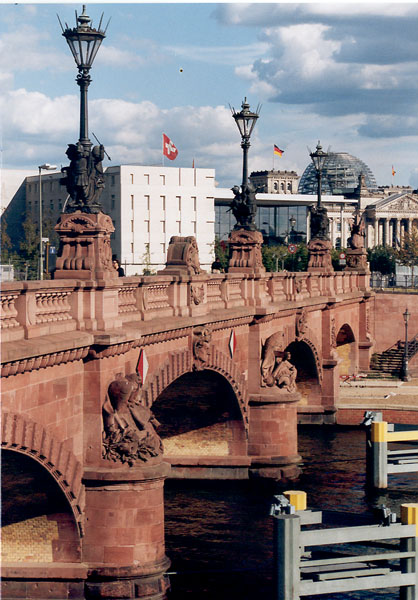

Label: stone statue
[271,351,297,393]
[102,373,163,466]
[347,208,365,250]
[309,205,329,240]
[260,331,284,386]
[61,142,106,214]
[230,182,257,231]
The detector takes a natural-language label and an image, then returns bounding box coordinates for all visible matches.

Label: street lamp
[231,97,261,186]
[310,141,328,209]
[38,163,57,280]
[402,308,410,381]
[58,5,108,151]
[289,215,296,242]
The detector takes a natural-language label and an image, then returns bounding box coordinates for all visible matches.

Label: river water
[165,425,418,599]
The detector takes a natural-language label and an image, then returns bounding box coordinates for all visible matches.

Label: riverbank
[336,377,418,425]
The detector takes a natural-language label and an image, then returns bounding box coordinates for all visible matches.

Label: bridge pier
[82,463,171,600]
[248,390,301,481]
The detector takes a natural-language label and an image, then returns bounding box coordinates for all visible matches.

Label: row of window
[133,220,198,234]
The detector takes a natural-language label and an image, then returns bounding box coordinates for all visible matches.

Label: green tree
[367,245,396,275]
[396,229,418,282]
[262,243,308,272]
[18,218,40,279]
[1,218,12,263]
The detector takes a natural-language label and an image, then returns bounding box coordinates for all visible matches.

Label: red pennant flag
[163,133,178,160]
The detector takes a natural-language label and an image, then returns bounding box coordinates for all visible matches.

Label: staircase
[370,335,418,377]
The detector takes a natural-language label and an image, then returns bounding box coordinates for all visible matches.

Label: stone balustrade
[0,271,370,343]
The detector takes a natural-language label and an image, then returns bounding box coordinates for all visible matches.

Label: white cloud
[165,42,269,66]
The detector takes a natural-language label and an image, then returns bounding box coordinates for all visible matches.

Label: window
[131,220,134,232]
[176,221,181,233]
[50,182,53,191]
[145,195,150,210]
[161,196,166,211]
[287,182,292,191]
[111,175,115,186]
[192,196,197,211]
[145,220,150,233]
[144,174,150,184]
[28,184,31,193]
[280,182,285,191]
[131,194,134,210]
[176,196,181,211]
[161,243,166,254]
[130,173,134,184]
[160,175,166,185]
[337,222,341,232]
[161,221,166,233]
[131,243,134,253]
[192,221,196,234]
[274,182,278,191]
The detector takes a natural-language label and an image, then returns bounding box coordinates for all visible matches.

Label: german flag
[274,145,284,157]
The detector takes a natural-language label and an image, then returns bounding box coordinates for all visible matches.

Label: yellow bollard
[401,503,418,536]
[284,490,307,511]
[371,421,388,443]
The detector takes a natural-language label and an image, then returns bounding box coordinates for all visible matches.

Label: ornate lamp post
[38,163,57,280]
[227,98,264,274]
[59,5,107,152]
[310,142,327,210]
[54,6,116,281]
[231,98,260,187]
[402,308,410,381]
[307,141,333,272]
[58,5,108,214]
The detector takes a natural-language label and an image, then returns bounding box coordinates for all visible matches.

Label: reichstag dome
[298,152,378,195]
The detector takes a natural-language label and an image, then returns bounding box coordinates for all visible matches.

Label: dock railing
[363,411,418,489]
[272,491,418,600]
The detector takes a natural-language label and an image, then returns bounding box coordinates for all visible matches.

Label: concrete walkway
[337,377,418,414]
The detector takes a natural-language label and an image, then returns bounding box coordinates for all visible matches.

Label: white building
[19,165,216,275]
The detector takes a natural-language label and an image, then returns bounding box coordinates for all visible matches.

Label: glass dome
[298,152,378,195]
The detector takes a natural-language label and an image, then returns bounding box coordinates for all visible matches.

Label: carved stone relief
[102,373,163,466]
[260,331,284,387]
[296,308,308,340]
[192,326,212,371]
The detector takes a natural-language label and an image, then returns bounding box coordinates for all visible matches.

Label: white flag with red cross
[163,133,178,161]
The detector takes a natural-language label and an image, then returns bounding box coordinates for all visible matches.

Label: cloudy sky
[1,1,418,188]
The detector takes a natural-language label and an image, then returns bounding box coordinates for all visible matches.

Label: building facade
[21,166,216,274]
[249,170,300,194]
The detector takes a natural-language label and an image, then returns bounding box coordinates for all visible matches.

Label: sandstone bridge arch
[142,347,249,431]
[1,412,84,536]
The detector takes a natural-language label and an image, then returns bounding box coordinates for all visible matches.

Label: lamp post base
[307,238,333,272]
[227,229,265,274]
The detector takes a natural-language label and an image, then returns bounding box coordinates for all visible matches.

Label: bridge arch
[285,338,322,404]
[336,323,357,376]
[1,412,84,535]
[142,347,249,430]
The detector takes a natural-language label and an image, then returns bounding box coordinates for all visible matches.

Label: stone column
[396,219,401,246]
[82,364,171,600]
[373,219,378,247]
[246,321,301,481]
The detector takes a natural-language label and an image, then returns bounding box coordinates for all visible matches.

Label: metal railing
[371,272,418,291]
[272,492,418,600]
[363,412,418,489]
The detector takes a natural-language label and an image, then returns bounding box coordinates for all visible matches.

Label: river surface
[164,425,418,599]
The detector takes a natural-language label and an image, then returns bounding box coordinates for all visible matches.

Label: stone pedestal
[82,462,171,600]
[54,211,117,281]
[345,248,369,273]
[158,236,205,276]
[227,229,265,275]
[307,238,333,272]
[248,388,301,481]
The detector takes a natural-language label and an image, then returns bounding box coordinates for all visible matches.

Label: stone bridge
[1,266,372,599]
